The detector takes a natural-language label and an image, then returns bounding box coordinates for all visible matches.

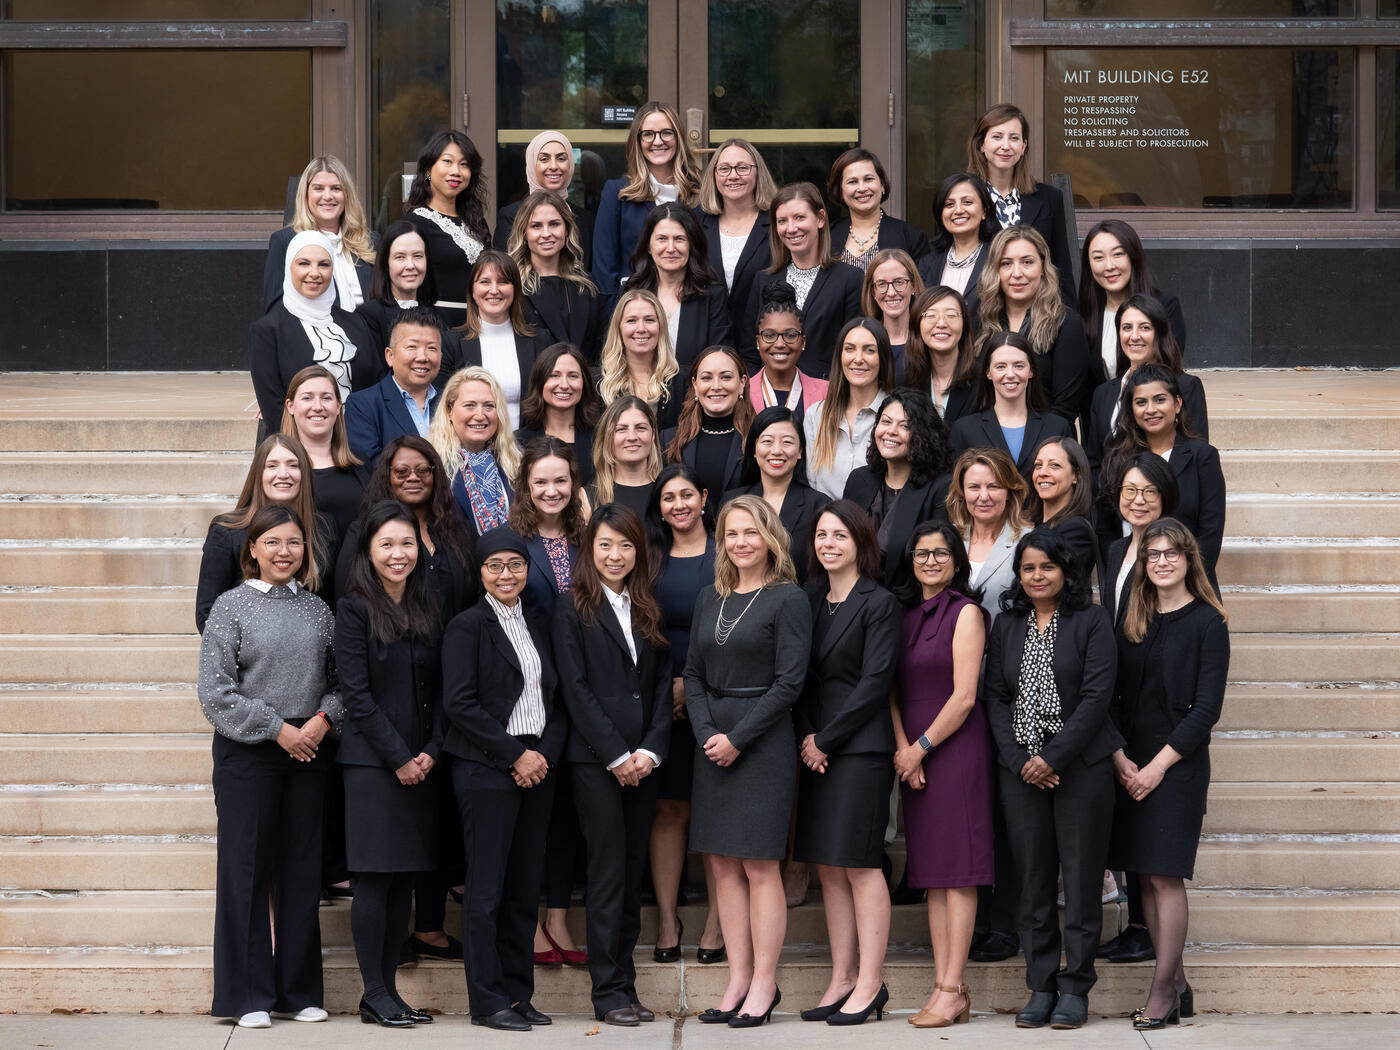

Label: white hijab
[320,228,365,311]
[283,230,356,400]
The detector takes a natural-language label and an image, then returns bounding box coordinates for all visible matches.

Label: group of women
[202,98,1232,1031]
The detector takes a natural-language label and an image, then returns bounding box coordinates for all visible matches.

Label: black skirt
[793,752,893,869]
[343,764,438,873]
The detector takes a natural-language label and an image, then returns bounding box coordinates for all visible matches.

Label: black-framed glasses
[758,328,803,344]
[716,162,755,177]
[640,128,677,143]
[912,548,953,564]
[872,277,912,293]
[1144,548,1182,564]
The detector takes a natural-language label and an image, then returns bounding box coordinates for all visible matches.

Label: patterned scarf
[1013,609,1063,753]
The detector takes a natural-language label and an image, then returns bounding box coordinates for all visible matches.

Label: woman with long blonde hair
[598,288,682,428]
[429,367,522,541]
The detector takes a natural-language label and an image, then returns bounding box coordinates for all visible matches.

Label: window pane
[1382,49,1400,209]
[2,50,309,211]
[2,0,310,16]
[1045,1,1352,15]
[1045,48,1353,209]
[906,0,985,235]
[370,0,450,229]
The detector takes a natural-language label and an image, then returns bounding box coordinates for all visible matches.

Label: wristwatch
[917,734,934,753]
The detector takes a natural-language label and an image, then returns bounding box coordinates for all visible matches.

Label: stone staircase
[1,370,1397,1016]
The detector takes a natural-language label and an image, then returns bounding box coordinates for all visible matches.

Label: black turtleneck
[693,412,735,511]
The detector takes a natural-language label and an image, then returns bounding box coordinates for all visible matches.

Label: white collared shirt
[245,578,299,594]
[601,586,661,771]
[485,592,547,737]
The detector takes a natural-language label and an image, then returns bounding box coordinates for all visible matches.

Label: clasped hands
[611,752,655,787]
[703,733,740,767]
[395,752,436,785]
[1020,755,1059,789]
[800,733,829,773]
[1113,751,1163,801]
[511,748,549,788]
[276,717,327,763]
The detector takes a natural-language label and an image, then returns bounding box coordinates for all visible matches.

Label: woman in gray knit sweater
[198,504,343,1030]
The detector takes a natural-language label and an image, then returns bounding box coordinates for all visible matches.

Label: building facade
[0,0,1394,369]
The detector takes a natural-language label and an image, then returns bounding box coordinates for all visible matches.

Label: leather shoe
[695,944,727,964]
[1015,991,1058,1028]
[601,1006,641,1027]
[1049,992,1088,1029]
[473,1007,531,1031]
[970,929,1020,962]
[1106,924,1155,963]
[630,1001,655,1022]
[404,1005,433,1024]
[409,933,463,960]
[513,1001,550,1025]
[359,997,414,1028]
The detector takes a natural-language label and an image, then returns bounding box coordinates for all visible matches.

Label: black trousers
[452,755,556,1018]
[571,762,660,1016]
[542,767,585,909]
[414,764,465,933]
[974,767,1020,938]
[999,756,1114,997]
[211,732,327,1018]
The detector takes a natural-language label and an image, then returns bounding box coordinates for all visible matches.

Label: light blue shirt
[393,376,436,438]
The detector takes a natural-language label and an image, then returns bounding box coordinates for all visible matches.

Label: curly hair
[509,435,588,545]
[863,389,951,486]
[362,435,475,568]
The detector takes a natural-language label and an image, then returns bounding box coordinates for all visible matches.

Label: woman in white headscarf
[494,130,597,272]
[252,230,381,432]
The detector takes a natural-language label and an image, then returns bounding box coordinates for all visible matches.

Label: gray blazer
[967,521,1025,623]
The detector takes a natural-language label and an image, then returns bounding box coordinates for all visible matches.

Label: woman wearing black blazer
[494,129,596,272]
[1110,519,1230,1031]
[455,251,539,430]
[827,148,930,271]
[335,501,443,1028]
[794,502,900,1026]
[514,342,602,488]
[983,529,1120,1030]
[441,527,566,1031]
[843,390,952,591]
[697,138,777,340]
[354,219,461,370]
[916,174,999,316]
[662,347,753,519]
[1025,436,1097,582]
[950,332,1071,483]
[1099,455,1180,628]
[904,286,979,428]
[552,505,672,1027]
[506,191,606,365]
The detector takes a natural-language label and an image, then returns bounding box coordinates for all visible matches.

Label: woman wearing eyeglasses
[746,286,828,419]
[860,249,924,381]
[698,139,778,340]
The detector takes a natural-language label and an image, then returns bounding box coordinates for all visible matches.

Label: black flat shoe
[1049,992,1088,1030]
[359,997,414,1028]
[827,984,887,1026]
[653,918,684,962]
[1015,991,1058,1028]
[970,930,1019,962]
[396,938,418,968]
[473,1007,531,1031]
[409,933,463,960]
[696,944,727,964]
[1096,926,1130,958]
[728,988,780,1028]
[401,1004,432,1024]
[1105,924,1155,963]
[513,1001,550,1025]
[1132,994,1179,1030]
[800,988,852,1021]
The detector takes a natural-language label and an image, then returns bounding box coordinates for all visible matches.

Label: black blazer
[723,480,826,583]
[794,576,900,756]
[740,262,864,379]
[1016,183,1077,302]
[917,244,988,321]
[1084,371,1210,473]
[842,467,951,589]
[249,305,382,431]
[459,330,540,390]
[335,519,476,628]
[1167,433,1226,583]
[1043,514,1098,584]
[1100,536,1133,628]
[1036,311,1093,426]
[354,299,464,379]
[344,372,443,465]
[664,427,745,519]
[830,214,931,267]
[494,199,597,271]
[1084,291,1188,392]
[521,276,606,365]
[671,283,734,374]
[334,593,443,769]
[551,596,672,766]
[699,210,771,339]
[983,602,1122,774]
[440,598,566,770]
[949,408,1072,482]
[522,533,575,615]
[261,225,374,314]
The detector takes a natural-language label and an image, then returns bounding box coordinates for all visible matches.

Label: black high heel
[699,989,747,1025]
[827,983,888,1026]
[1179,983,1194,1018]
[800,988,852,1021]
[359,997,414,1028]
[653,917,684,963]
[696,943,727,964]
[728,987,781,1027]
[1132,993,1180,1031]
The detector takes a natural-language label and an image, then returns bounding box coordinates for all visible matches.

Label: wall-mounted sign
[602,105,637,126]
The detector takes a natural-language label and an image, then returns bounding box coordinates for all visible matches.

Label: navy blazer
[334,593,443,769]
[441,597,566,769]
[344,372,441,465]
[450,456,512,543]
[740,262,865,379]
[830,214,932,267]
[949,408,1072,482]
[983,602,1122,774]
[700,210,771,339]
[794,576,901,756]
[1014,183,1077,302]
[261,225,375,314]
[249,304,382,431]
[723,480,826,583]
[592,178,659,299]
[552,596,672,766]
[843,466,951,589]
[522,533,575,616]
[671,283,734,374]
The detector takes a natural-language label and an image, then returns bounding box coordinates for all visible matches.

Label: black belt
[713,688,765,699]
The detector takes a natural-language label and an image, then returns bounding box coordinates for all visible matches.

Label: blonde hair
[1122,518,1228,643]
[976,226,1066,357]
[945,447,1032,536]
[506,190,596,295]
[291,155,374,263]
[591,396,662,505]
[620,102,701,206]
[280,365,363,470]
[598,288,680,406]
[712,494,796,598]
[860,248,924,322]
[697,138,778,214]
[429,367,522,485]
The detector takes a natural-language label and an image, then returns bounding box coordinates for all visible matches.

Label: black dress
[406,207,489,327]
[311,464,368,546]
[1109,600,1229,879]
[653,540,716,800]
[588,480,655,521]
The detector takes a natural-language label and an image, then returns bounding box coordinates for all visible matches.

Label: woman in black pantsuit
[794,501,899,1026]
[335,500,443,1027]
[983,528,1120,1031]
[553,504,672,1026]
[441,527,566,1031]
[1111,519,1229,1030]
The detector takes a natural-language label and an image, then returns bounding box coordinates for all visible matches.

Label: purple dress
[898,589,994,889]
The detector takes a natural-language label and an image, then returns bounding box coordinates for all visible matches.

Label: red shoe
[542,927,588,967]
[534,946,564,967]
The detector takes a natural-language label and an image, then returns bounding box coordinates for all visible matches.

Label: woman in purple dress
[891,520,991,1028]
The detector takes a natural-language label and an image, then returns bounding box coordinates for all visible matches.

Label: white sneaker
[237,1011,272,1029]
[1102,871,1121,903]
[286,1006,328,1022]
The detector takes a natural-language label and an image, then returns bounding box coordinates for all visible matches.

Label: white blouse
[479,320,522,429]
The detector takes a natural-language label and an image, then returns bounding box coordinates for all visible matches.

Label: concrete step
[1225,495,1400,538]
[1219,449,1400,493]
[1217,685,1400,732]
[1204,782,1400,834]
[1223,587,1400,633]
[0,686,208,733]
[0,587,193,635]
[0,838,216,890]
[0,636,200,684]
[0,542,202,587]
[1186,891,1400,947]
[0,789,216,837]
[1211,736,1400,783]
[1209,413,1400,451]
[0,497,225,541]
[1229,633,1400,681]
[1220,540,1400,587]
[0,733,210,784]
[0,452,247,497]
[1201,369,1400,451]
[1194,839,1400,892]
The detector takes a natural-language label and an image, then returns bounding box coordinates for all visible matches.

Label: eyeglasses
[716,163,755,177]
[1121,484,1162,502]
[872,277,912,294]
[920,307,961,322]
[912,548,953,564]
[758,328,803,344]
[1145,548,1182,564]
[391,466,434,481]
[257,537,304,552]
[482,558,528,575]
[640,128,677,143]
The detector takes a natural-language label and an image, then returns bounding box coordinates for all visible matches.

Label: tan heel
[910,984,970,1029]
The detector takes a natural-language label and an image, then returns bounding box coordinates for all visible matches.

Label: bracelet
[318,711,333,730]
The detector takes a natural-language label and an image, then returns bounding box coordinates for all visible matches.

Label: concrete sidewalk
[3,1011,1395,1049]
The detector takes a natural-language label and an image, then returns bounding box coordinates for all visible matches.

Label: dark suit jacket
[1017,182,1077,302]
[723,480,826,583]
[830,214,931,266]
[917,243,989,321]
[983,602,1122,774]
[354,299,464,380]
[459,330,540,391]
[1085,371,1210,474]
[344,372,442,465]
[521,277,606,365]
[592,178,658,299]
[249,305,382,431]
[740,262,864,379]
[333,593,443,769]
[665,427,745,519]
[843,466,951,589]
[495,199,597,272]
[700,210,771,339]
[1100,536,1133,629]
[1167,433,1226,582]
[794,576,900,756]
[522,533,575,616]
[261,225,374,314]
[671,283,734,374]
[1084,291,1188,392]
[440,598,566,769]
[949,408,1072,481]
[551,597,672,766]
[514,423,597,486]
[940,381,979,430]
[335,519,476,627]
